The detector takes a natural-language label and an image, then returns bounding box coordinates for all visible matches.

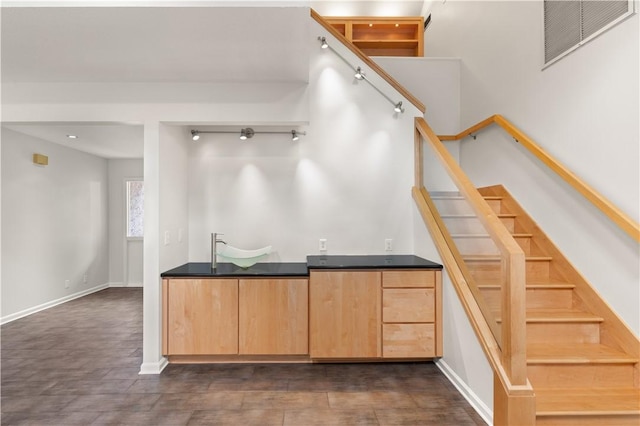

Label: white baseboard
[436,359,493,425]
[108,282,143,288]
[1,283,109,325]
[139,357,169,375]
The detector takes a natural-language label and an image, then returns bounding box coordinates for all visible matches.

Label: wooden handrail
[438,114,640,243]
[415,117,528,386]
[310,9,426,114]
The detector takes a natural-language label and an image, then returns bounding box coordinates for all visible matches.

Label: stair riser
[528,364,637,388]
[442,216,515,234]
[454,236,531,255]
[536,415,640,426]
[527,323,601,344]
[481,288,573,310]
[467,260,550,282]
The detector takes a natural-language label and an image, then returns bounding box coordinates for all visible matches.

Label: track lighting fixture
[190,128,306,141]
[239,128,255,140]
[291,130,307,141]
[318,34,406,114]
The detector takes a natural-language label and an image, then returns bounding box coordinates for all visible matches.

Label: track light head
[320,37,328,49]
[240,128,255,140]
[394,101,405,113]
[291,130,299,141]
[191,130,200,141]
[354,67,365,80]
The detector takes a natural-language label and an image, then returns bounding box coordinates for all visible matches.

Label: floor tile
[91,409,194,425]
[328,391,418,409]
[153,391,245,410]
[284,408,379,426]
[241,391,329,409]
[375,407,479,426]
[187,409,284,426]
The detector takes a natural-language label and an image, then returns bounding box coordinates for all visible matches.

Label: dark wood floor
[1,288,486,425]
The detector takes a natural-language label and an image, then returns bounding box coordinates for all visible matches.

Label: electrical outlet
[164,231,170,246]
[319,238,327,252]
[83,274,88,284]
[385,238,393,252]
[64,280,70,289]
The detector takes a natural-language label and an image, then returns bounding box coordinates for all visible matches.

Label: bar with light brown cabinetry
[309,270,381,358]
[382,270,442,358]
[238,278,308,355]
[163,278,238,355]
[325,16,424,57]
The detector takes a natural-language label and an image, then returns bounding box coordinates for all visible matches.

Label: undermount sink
[217,244,272,269]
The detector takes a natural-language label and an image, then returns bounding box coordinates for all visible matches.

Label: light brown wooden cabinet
[325,16,424,57]
[163,277,309,358]
[238,279,308,355]
[309,270,381,358]
[310,269,441,360]
[164,278,238,355]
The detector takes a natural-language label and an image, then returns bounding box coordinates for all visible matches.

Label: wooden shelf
[325,16,424,57]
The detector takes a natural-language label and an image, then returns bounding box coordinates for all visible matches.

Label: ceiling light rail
[317,36,405,114]
[191,128,306,141]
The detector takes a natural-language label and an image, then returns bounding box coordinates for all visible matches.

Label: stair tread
[463,255,553,261]
[527,343,638,364]
[477,281,575,289]
[440,213,516,218]
[451,233,532,238]
[495,309,603,323]
[536,388,640,415]
[524,309,604,323]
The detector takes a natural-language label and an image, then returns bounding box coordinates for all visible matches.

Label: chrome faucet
[211,233,227,270]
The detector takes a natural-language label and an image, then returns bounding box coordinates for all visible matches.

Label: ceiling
[0,1,426,159]
[2,123,144,159]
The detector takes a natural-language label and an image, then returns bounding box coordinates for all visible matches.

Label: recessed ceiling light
[66,134,78,139]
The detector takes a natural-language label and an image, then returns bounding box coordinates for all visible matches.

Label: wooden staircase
[432,185,640,425]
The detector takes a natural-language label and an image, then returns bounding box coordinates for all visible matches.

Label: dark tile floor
[1,288,486,425]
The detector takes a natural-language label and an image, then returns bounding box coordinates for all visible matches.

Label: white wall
[107,159,144,286]
[373,57,461,135]
[187,20,422,262]
[1,128,109,321]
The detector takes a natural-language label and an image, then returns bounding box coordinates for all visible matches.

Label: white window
[544,0,634,67]
[126,180,144,239]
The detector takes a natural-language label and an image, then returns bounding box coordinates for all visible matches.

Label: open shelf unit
[325,16,424,57]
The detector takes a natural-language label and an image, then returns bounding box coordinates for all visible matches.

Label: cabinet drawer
[383,324,435,358]
[382,270,435,288]
[383,289,434,323]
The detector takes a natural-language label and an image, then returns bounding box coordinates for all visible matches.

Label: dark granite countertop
[306,255,442,270]
[161,262,309,278]
[161,256,442,278]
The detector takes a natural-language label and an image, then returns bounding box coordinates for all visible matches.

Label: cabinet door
[238,279,308,355]
[309,270,381,358]
[167,279,238,355]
